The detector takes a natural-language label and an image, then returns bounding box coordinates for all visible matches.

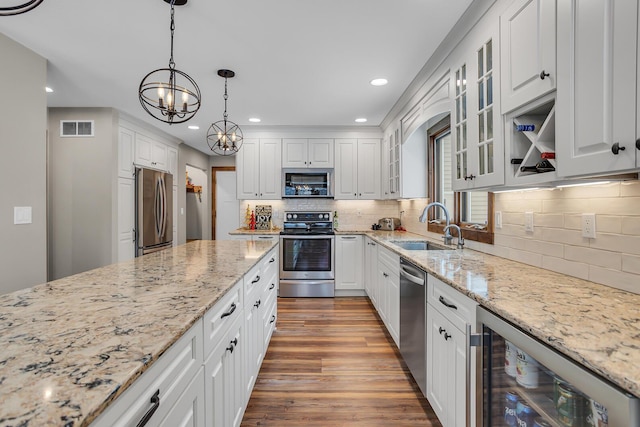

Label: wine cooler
[477,307,639,426]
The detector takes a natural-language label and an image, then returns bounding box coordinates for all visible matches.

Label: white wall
[0,33,47,294]
[47,108,116,280]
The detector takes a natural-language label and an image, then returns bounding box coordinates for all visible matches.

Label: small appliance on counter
[378,217,401,231]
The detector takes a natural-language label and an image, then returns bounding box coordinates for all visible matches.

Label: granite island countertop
[338,229,640,398]
[0,239,277,426]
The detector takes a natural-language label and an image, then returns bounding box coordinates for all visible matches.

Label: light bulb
[166,91,173,109]
[232,132,236,142]
[158,84,165,108]
[182,91,188,112]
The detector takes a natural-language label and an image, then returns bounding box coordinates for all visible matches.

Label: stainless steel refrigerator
[135,167,173,256]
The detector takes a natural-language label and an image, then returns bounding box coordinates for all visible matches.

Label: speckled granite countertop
[339,229,640,398]
[0,240,276,426]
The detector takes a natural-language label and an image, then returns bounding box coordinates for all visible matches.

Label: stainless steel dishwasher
[399,257,427,397]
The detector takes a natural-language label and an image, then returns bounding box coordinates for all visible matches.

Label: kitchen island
[0,239,276,426]
[351,230,640,399]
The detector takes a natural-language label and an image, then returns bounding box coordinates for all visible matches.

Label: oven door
[279,234,335,280]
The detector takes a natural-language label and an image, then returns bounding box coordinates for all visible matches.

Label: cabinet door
[243,302,263,401]
[135,133,153,168]
[236,138,260,199]
[259,138,282,199]
[118,126,135,178]
[334,139,358,199]
[363,239,378,304]
[387,268,400,347]
[357,139,381,199]
[151,140,168,171]
[500,0,556,113]
[308,138,334,168]
[159,368,205,427]
[335,235,363,290]
[557,0,637,177]
[117,178,135,262]
[167,146,178,179]
[282,138,308,168]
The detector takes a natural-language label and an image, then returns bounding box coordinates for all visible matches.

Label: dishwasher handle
[400,263,426,286]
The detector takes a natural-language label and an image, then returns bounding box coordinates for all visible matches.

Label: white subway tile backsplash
[622,254,640,275]
[563,246,622,270]
[621,216,640,235]
[589,266,640,294]
[589,233,640,256]
[541,256,590,280]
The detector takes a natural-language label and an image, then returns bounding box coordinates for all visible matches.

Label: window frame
[427,121,495,245]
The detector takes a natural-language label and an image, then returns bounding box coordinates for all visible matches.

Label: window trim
[427,122,495,245]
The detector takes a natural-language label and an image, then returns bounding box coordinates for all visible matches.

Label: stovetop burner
[281,211,334,235]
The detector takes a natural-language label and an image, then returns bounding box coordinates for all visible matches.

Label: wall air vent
[60,120,94,137]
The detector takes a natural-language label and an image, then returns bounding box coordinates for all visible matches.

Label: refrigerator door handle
[466,324,482,427]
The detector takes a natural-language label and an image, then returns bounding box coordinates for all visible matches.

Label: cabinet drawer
[91,319,203,427]
[203,280,243,359]
[262,296,277,350]
[261,248,278,280]
[378,246,399,274]
[428,274,477,331]
[243,262,262,305]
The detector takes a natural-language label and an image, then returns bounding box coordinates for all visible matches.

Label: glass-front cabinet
[478,308,639,426]
[451,21,504,191]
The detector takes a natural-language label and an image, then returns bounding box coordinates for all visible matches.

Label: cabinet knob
[254,299,261,308]
[636,139,640,150]
[438,327,445,335]
[464,174,475,181]
[444,332,452,341]
[539,70,550,80]
[611,142,626,155]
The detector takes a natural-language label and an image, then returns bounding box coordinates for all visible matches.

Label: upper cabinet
[334,138,381,199]
[557,0,638,177]
[135,133,169,171]
[282,138,334,168]
[500,0,556,114]
[381,125,401,199]
[236,138,282,200]
[452,20,504,190]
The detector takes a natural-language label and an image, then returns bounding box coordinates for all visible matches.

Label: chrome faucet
[444,224,465,249]
[419,202,457,246]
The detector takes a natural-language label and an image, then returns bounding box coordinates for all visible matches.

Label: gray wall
[47,108,117,280]
[178,144,211,244]
[0,33,47,294]
[186,166,207,240]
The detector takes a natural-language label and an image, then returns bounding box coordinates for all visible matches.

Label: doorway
[186,165,207,242]
[212,167,239,240]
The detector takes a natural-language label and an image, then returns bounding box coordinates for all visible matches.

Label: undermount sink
[389,240,446,251]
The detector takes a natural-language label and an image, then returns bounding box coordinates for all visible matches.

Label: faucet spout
[419,202,450,226]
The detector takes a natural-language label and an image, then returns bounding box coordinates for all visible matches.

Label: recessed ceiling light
[188,125,200,130]
[45,87,53,93]
[370,78,388,86]
[355,118,367,123]
[249,118,261,123]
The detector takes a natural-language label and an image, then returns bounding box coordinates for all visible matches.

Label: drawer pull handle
[220,302,237,319]
[270,315,276,324]
[136,389,160,427]
[342,236,356,240]
[254,299,261,308]
[269,283,275,290]
[439,295,458,310]
[269,257,275,263]
[251,275,261,284]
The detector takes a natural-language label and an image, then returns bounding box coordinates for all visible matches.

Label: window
[428,119,494,244]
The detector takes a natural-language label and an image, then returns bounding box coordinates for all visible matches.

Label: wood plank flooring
[241,297,442,427]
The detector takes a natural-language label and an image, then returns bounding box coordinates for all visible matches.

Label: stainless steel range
[279,211,335,297]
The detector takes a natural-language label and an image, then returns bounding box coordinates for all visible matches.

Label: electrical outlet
[495,211,502,229]
[524,212,534,232]
[582,213,596,238]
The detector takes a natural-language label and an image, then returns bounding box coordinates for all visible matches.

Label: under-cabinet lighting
[556,181,611,188]
[493,188,541,194]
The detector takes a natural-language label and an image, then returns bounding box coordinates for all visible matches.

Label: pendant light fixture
[207,69,243,156]
[138,0,201,125]
[0,0,44,16]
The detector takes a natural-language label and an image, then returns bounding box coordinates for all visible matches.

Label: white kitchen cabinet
[236,138,282,199]
[335,235,363,290]
[557,0,638,177]
[500,0,556,114]
[382,126,401,199]
[135,133,169,171]
[159,368,205,427]
[282,138,333,168]
[451,22,504,190]
[117,177,135,262]
[377,246,400,346]
[118,126,135,178]
[204,317,245,427]
[334,138,381,199]
[426,274,477,427]
[363,238,378,306]
[167,146,178,179]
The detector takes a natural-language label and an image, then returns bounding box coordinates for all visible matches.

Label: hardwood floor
[241,297,442,427]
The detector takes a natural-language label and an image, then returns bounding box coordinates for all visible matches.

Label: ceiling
[0,0,473,154]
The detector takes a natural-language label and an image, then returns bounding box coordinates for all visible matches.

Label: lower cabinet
[92,246,279,427]
[377,246,400,346]
[335,235,364,290]
[426,274,478,427]
[363,237,379,306]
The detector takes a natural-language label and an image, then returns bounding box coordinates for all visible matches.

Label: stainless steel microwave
[282,169,334,198]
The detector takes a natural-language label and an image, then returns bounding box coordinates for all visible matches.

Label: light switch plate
[524,212,534,232]
[14,206,32,224]
[495,211,502,229]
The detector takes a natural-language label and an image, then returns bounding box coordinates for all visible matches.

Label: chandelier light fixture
[0,0,44,16]
[207,69,243,156]
[138,0,201,125]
